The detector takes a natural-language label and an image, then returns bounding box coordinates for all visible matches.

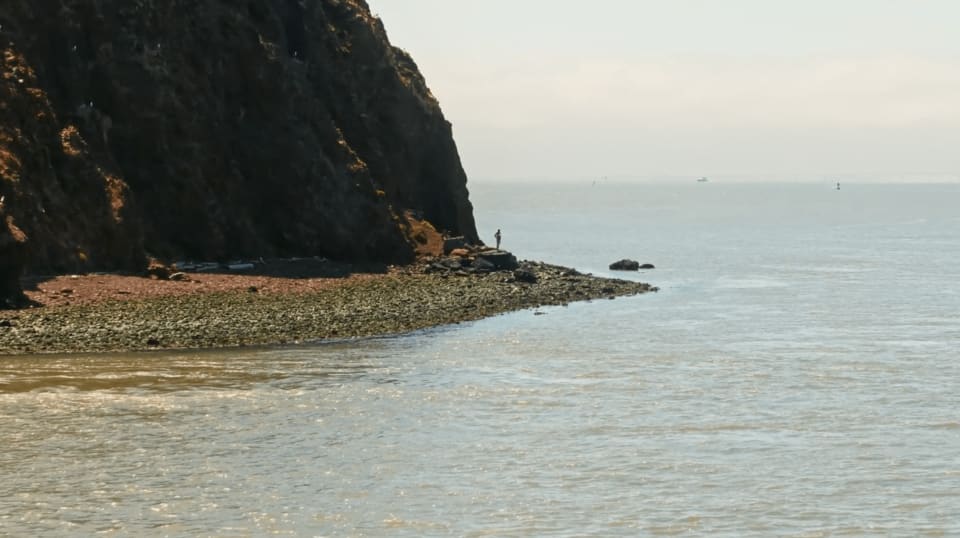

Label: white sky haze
[367,1,960,182]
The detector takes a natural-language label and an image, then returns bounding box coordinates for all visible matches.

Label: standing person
[494,229,502,249]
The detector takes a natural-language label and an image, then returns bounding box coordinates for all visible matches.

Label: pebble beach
[0,261,655,355]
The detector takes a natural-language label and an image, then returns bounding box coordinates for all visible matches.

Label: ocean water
[2,181,960,536]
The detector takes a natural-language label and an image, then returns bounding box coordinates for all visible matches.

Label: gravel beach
[0,261,656,355]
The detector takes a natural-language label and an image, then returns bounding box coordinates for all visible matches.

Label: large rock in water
[609,259,640,271]
[0,0,479,277]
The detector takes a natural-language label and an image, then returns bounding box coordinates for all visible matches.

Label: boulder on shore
[513,267,538,283]
[609,259,640,271]
[477,250,519,271]
[471,257,495,273]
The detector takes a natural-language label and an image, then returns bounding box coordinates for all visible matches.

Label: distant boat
[697,177,709,183]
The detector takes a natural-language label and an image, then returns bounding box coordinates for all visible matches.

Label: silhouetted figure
[837,182,840,190]
[494,229,502,249]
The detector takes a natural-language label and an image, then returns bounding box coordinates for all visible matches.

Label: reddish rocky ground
[18,213,446,309]
[20,259,397,309]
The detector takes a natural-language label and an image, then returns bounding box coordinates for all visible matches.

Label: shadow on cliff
[204,258,390,279]
[12,258,390,308]
[19,258,390,289]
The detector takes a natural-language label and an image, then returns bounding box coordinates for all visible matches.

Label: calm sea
[2,182,960,536]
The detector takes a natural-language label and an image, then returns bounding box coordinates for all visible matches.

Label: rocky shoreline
[0,261,656,355]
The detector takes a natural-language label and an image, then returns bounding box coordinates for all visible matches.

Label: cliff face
[0,0,478,301]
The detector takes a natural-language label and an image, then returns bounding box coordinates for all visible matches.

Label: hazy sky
[367,1,960,181]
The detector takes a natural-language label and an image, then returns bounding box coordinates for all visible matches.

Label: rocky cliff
[0,0,478,305]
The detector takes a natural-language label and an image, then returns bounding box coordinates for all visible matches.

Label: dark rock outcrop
[423,245,522,276]
[0,0,479,294]
[477,250,519,271]
[640,263,655,270]
[0,207,28,307]
[471,257,495,273]
[443,236,469,255]
[609,259,640,271]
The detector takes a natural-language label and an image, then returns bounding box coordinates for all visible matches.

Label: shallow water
[2,182,960,536]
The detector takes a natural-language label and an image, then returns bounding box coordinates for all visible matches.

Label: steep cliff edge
[0,0,479,305]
